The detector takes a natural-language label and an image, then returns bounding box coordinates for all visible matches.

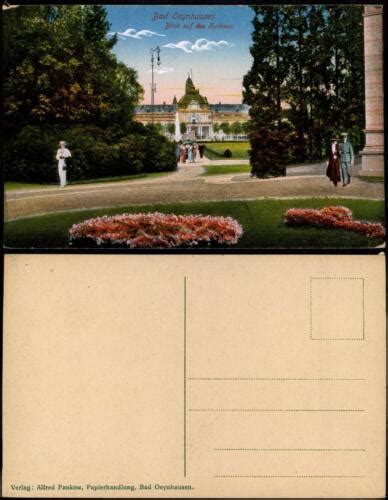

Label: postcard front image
[2,4,384,250]
[1,3,386,499]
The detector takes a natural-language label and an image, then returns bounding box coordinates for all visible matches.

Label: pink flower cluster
[69,212,243,248]
[285,205,385,239]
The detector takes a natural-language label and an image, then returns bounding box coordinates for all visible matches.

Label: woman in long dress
[326,137,341,187]
[193,143,199,162]
[187,144,193,163]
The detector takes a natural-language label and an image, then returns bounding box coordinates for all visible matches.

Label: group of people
[56,133,355,189]
[326,132,354,187]
[176,141,205,164]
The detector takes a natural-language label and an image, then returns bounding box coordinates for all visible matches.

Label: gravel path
[5,171,383,221]
[5,157,382,221]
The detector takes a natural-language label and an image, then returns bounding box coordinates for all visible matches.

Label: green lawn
[202,164,251,176]
[358,176,384,184]
[204,141,249,160]
[5,181,55,191]
[4,198,384,249]
[5,171,172,191]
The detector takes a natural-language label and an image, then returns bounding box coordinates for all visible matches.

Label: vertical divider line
[184,276,187,477]
[362,278,365,340]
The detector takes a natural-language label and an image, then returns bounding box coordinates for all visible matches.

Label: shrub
[5,123,177,183]
[223,149,232,158]
[249,125,290,177]
[4,126,58,183]
[64,133,119,180]
[117,136,146,175]
[143,127,177,173]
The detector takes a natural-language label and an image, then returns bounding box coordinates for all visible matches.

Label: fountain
[174,111,182,142]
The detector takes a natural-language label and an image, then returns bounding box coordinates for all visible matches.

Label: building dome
[178,75,209,109]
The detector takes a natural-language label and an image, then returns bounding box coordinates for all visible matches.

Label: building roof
[135,103,250,114]
[210,104,250,113]
[135,105,175,113]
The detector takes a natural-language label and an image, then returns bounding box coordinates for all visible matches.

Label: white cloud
[192,39,232,51]
[163,38,233,53]
[109,28,166,40]
[162,40,193,53]
[147,66,175,75]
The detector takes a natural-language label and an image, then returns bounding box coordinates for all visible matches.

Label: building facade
[135,76,249,140]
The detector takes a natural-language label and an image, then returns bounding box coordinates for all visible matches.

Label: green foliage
[167,123,175,135]
[243,5,365,176]
[142,125,177,173]
[5,124,177,183]
[180,122,187,134]
[148,123,163,134]
[3,5,178,183]
[3,5,143,135]
[220,122,231,134]
[249,126,289,177]
[241,122,250,134]
[4,126,59,183]
[243,6,290,177]
[230,122,243,134]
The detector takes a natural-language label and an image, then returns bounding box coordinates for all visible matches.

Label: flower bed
[69,212,243,248]
[285,206,385,239]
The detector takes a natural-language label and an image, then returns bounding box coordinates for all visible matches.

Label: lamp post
[150,46,161,123]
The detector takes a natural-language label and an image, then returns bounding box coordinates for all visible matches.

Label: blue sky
[105,5,254,104]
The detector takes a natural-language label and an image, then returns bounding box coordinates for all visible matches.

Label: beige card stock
[2,254,386,498]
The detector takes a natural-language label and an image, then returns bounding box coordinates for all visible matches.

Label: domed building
[135,74,249,140]
[176,76,214,139]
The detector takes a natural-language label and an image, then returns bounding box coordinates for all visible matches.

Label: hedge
[5,124,177,183]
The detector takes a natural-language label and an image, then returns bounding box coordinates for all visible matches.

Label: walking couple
[326,132,354,187]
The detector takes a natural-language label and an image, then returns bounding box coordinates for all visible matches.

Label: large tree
[283,5,334,161]
[3,5,143,136]
[304,5,333,159]
[283,6,309,162]
[244,4,365,176]
[326,5,364,145]
[243,6,290,177]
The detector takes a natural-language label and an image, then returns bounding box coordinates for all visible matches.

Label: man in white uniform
[56,141,71,187]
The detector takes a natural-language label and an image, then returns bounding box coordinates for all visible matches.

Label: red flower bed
[285,206,385,239]
[69,212,243,248]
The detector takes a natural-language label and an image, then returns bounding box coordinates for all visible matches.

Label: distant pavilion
[135,75,249,140]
